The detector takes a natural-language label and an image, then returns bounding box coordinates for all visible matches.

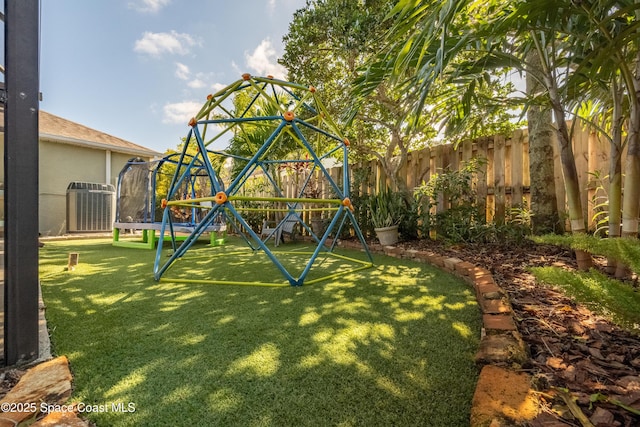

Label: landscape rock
[0,356,72,426]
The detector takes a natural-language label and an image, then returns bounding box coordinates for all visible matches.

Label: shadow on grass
[39,238,481,426]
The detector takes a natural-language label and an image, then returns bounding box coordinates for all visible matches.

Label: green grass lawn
[39,237,481,426]
[531,266,640,331]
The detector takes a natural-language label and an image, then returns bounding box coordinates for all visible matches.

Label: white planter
[374,225,399,246]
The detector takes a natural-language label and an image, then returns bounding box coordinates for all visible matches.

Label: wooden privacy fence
[310,123,614,230]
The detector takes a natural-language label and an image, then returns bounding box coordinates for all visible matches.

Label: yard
[39,238,481,426]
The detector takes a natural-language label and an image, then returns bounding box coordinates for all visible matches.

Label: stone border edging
[333,239,538,426]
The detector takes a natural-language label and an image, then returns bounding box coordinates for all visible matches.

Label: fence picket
[265,122,615,231]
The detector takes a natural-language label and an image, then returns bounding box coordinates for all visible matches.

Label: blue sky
[39,0,306,153]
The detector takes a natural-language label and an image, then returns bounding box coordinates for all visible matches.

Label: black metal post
[4,0,40,365]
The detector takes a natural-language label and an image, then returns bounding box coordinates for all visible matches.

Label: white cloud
[134,31,197,57]
[187,79,206,89]
[175,62,190,80]
[211,83,227,94]
[162,101,202,124]
[244,38,287,79]
[174,64,214,90]
[128,0,171,13]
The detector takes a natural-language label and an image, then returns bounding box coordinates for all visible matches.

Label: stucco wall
[39,140,154,235]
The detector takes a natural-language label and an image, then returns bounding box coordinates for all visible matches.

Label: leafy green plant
[588,170,611,237]
[367,186,405,229]
[351,193,375,239]
[533,233,640,276]
[398,193,419,240]
[414,158,487,243]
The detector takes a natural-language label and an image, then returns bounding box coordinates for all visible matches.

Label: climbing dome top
[153,74,371,286]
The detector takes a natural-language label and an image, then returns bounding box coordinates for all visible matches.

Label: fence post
[511,129,525,207]
[494,135,506,225]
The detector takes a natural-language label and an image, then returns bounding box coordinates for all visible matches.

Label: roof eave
[39,132,160,158]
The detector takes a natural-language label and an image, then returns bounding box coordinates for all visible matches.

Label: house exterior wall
[38,140,154,235]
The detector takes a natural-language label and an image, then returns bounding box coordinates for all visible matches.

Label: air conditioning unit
[66,182,115,232]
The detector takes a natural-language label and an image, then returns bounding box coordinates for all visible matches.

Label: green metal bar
[112,228,156,250]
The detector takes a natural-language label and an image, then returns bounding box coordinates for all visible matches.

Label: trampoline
[113,153,227,249]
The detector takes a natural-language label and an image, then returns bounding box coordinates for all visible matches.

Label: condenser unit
[66,182,115,232]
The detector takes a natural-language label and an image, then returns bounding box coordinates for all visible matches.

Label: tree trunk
[608,79,624,274]
[526,51,561,235]
[621,51,640,240]
[547,84,593,269]
[531,33,592,269]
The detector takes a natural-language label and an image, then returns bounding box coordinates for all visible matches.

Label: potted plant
[368,187,403,246]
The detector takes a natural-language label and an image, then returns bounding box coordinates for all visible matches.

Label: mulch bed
[401,239,640,426]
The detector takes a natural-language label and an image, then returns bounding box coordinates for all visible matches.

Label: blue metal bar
[343,143,350,198]
[279,85,318,116]
[347,209,374,262]
[223,203,297,285]
[229,161,260,197]
[296,205,348,285]
[226,120,287,194]
[164,128,192,200]
[192,125,223,193]
[155,203,224,280]
[290,121,344,199]
[294,118,344,144]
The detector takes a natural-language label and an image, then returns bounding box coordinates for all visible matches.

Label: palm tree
[352,0,638,268]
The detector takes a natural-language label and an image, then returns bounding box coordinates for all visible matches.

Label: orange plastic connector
[214,192,228,205]
[161,199,168,209]
[309,86,316,93]
[207,94,213,100]
[342,197,355,212]
[188,117,197,127]
[343,138,350,147]
[242,73,251,81]
[267,75,274,79]
[284,111,295,122]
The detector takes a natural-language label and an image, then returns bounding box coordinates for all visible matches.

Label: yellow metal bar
[253,76,310,92]
[247,78,285,114]
[327,252,374,266]
[234,206,339,213]
[160,277,290,287]
[203,121,239,147]
[197,79,244,119]
[229,195,342,204]
[291,90,314,115]
[303,263,374,285]
[312,92,344,139]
